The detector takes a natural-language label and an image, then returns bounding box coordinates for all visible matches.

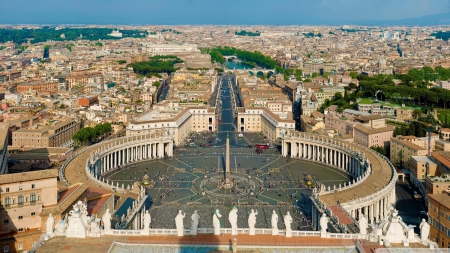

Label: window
[5,188,9,193]
[18,195,24,204]
[32,184,35,189]
[4,219,9,224]
[33,241,37,247]
[18,216,23,220]
[18,244,22,250]
[5,197,10,206]
[19,185,23,191]
[18,228,24,232]
[31,212,35,216]
[442,212,445,217]
[434,220,439,228]
[4,246,9,252]
[30,193,36,202]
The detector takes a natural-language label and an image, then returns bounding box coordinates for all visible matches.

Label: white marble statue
[191,210,200,235]
[248,209,258,235]
[213,209,222,235]
[320,213,328,233]
[284,212,293,238]
[102,209,112,231]
[175,210,185,236]
[143,210,151,230]
[46,213,55,235]
[271,210,279,235]
[229,206,238,236]
[419,218,430,241]
[359,214,368,235]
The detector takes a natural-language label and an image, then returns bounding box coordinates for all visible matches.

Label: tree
[371,146,387,156]
[312,72,319,78]
[294,69,303,80]
[334,92,343,100]
[397,149,404,168]
[349,71,358,79]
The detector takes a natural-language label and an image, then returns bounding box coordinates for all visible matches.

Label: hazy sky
[0,0,449,25]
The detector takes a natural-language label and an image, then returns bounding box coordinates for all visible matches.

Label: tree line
[127,56,183,78]
[0,27,147,44]
[72,123,112,146]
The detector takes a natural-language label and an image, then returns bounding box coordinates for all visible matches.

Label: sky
[0,0,449,25]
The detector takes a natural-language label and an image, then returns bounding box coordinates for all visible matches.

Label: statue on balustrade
[46,213,55,235]
[419,218,430,241]
[248,209,258,235]
[271,210,279,235]
[191,210,200,235]
[320,213,329,233]
[229,206,238,236]
[284,212,293,237]
[102,209,112,231]
[175,210,185,236]
[359,214,368,235]
[143,210,151,230]
[213,209,222,235]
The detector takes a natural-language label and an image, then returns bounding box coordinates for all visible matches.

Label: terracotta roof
[353,124,395,135]
[428,193,450,210]
[0,169,58,184]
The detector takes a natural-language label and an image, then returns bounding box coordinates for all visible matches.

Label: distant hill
[349,12,450,26]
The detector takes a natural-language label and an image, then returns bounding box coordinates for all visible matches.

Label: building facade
[427,193,450,248]
[0,169,58,253]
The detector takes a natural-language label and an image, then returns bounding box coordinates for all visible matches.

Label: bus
[255,143,269,149]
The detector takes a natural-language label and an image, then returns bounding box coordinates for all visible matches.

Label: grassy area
[359,98,375,104]
[387,120,408,127]
[437,109,450,124]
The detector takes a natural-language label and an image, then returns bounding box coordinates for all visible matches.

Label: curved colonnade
[282,131,397,230]
[61,132,174,193]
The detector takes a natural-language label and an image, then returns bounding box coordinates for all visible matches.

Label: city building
[0,169,58,253]
[427,192,450,248]
[11,117,81,148]
[126,101,216,146]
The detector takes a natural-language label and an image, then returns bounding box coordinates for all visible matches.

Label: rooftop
[0,169,58,185]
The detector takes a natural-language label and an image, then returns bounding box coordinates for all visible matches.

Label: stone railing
[104,227,365,239]
[115,189,147,229]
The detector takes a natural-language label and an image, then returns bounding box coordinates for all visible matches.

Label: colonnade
[282,141,364,178]
[89,140,173,177]
[281,132,397,232]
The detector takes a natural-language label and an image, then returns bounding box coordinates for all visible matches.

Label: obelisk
[225,133,230,184]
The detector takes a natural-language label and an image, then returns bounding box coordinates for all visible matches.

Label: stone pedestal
[272,228,278,236]
[249,227,255,236]
[286,230,292,238]
[320,231,327,238]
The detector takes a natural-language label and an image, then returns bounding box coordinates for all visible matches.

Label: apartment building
[352,115,394,148]
[427,192,450,248]
[390,136,428,168]
[237,107,295,142]
[12,118,80,148]
[127,101,216,145]
[0,169,58,253]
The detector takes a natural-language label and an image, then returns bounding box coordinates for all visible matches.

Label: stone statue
[284,212,293,237]
[320,213,328,233]
[102,209,112,231]
[46,213,55,235]
[175,210,185,236]
[229,206,238,236]
[143,210,151,230]
[419,218,430,240]
[248,209,258,235]
[213,209,222,235]
[191,210,200,235]
[359,214,368,235]
[271,210,279,235]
